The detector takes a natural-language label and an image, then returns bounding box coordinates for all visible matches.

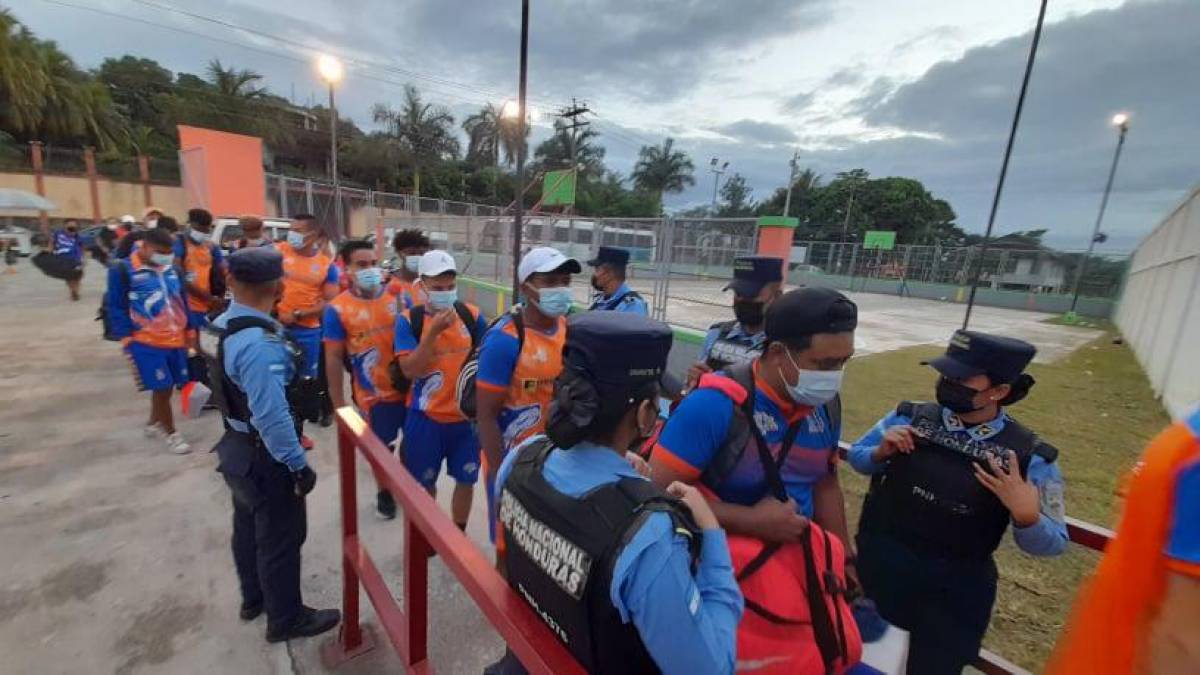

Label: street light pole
[511,0,530,301]
[709,157,728,215]
[1069,113,1130,314]
[317,54,344,238]
[782,150,799,217]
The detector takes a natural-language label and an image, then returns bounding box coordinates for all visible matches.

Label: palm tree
[631,137,695,213]
[206,59,266,100]
[373,85,459,197]
[463,103,501,167]
[0,10,49,134]
[534,119,605,178]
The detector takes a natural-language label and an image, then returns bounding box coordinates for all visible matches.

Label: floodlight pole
[962,0,1048,330]
[782,150,799,218]
[511,0,530,302]
[1069,120,1128,313]
[328,82,342,239]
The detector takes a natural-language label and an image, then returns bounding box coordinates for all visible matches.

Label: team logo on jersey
[530,347,548,364]
[754,411,778,434]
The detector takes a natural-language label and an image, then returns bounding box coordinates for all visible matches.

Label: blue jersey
[588,283,648,315]
[848,406,1068,556]
[1165,410,1200,572]
[653,362,840,517]
[496,438,742,674]
[52,230,82,261]
[213,302,307,472]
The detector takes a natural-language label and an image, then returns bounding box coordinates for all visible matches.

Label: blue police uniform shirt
[213,302,308,472]
[848,406,1068,556]
[588,282,648,315]
[496,437,742,675]
[1165,408,1200,568]
[699,322,766,366]
[654,364,841,518]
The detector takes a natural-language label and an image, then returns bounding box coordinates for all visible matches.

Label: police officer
[686,255,783,389]
[587,245,648,315]
[494,312,743,674]
[847,330,1068,675]
[208,247,340,643]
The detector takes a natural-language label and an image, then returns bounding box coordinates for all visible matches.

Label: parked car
[212,217,292,252]
[789,263,825,275]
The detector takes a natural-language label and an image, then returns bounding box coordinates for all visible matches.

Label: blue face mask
[150,252,174,268]
[188,229,210,244]
[286,231,307,248]
[780,348,845,406]
[533,286,573,318]
[404,256,421,273]
[354,267,383,291]
[427,288,457,311]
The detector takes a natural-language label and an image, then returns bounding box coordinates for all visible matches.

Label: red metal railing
[322,407,584,674]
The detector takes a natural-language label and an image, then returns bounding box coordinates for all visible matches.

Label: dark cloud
[780,90,816,113]
[714,119,798,146]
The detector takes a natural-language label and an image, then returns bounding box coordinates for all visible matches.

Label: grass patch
[1041,314,1116,332]
[838,331,1169,671]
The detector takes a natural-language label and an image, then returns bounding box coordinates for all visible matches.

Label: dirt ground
[0,262,501,674]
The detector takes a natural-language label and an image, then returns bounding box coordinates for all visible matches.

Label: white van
[211,217,292,252]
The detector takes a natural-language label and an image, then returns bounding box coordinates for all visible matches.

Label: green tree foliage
[718,172,754,216]
[632,137,695,213]
[462,103,526,168]
[533,119,606,178]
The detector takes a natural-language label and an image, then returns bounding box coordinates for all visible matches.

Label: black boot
[265,606,341,643]
[376,490,396,520]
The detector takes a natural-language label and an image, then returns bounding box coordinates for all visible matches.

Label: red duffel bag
[729,524,862,674]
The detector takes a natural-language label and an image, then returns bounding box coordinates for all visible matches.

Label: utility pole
[511,0,530,301]
[782,150,800,217]
[558,99,591,216]
[709,157,729,216]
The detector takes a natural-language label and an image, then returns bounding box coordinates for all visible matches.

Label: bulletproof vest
[704,320,764,370]
[860,402,1053,560]
[499,437,701,674]
[200,316,315,437]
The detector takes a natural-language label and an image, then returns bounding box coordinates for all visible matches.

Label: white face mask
[404,256,421,274]
[779,347,845,406]
[145,218,158,230]
[286,231,307,249]
[149,252,174,268]
[189,229,210,244]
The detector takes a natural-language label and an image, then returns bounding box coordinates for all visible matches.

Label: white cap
[518,246,581,283]
[120,214,136,224]
[418,249,457,277]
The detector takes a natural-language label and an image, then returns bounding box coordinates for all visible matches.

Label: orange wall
[0,172,186,220]
[177,125,265,216]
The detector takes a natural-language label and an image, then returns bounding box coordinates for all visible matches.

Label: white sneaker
[144,423,166,439]
[165,432,191,455]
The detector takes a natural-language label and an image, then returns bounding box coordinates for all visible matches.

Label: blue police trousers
[856,531,998,675]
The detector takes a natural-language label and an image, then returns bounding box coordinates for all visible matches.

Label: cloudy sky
[15,0,1200,250]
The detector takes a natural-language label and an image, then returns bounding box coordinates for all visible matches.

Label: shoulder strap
[510,307,526,355]
[709,319,736,336]
[453,301,481,349]
[177,235,187,263]
[411,305,427,342]
[225,315,278,337]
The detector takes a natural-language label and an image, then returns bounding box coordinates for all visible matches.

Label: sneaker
[376,490,396,520]
[165,432,191,455]
[265,606,341,643]
[299,435,315,451]
[144,422,166,439]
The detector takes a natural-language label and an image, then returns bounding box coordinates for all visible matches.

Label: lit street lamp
[709,157,729,215]
[317,54,344,237]
[1068,112,1130,315]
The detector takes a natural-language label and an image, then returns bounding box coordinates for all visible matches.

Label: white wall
[1115,184,1200,419]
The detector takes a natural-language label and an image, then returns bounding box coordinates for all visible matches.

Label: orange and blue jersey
[322,288,403,409]
[276,242,339,329]
[653,362,840,517]
[394,302,489,423]
[475,313,567,451]
[387,277,420,311]
[105,256,188,349]
[1165,414,1200,577]
[173,235,225,313]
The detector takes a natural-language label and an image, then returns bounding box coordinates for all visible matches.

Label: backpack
[455,306,526,421]
[388,301,482,396]
[177,235,227,300]
[97,261,132,341]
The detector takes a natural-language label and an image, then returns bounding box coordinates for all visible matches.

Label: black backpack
[387,301,482,395]
[455,306,526,421]
[97,260,132,341]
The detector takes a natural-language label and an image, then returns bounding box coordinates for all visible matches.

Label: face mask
[733,299,765,327]
[780,348,844,406]
[150,252,174,268]
[244,237,264,246]
[404,256,421,274]
[145,218,158,230]
[286,231,307,249]
[533,286,573,317]
[936,377,985,414]
[189,229,210,244]
[354,267,383,291]
[427,289,457,311]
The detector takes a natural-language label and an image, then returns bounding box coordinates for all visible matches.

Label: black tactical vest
[499,438,701,674]
[859,402,1056,560]
[201,316,316,437]
[704,320,764,370]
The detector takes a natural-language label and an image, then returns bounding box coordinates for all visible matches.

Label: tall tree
[631,137,695,212]
[533,118,605,178]
[463,103,501,167]
[373,85,459,196]
[719,172,754,216]
[206,59,266,100]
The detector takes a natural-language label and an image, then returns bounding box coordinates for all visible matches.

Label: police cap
[563,312,672,394]
[228,246,284,283]
[586,245,631,269]
[723,256,783,298]
[924,330,1036,384]
[765,286,858,343]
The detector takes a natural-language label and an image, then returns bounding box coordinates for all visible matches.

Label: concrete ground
[0,259,1097,674]
[0,262,500,674]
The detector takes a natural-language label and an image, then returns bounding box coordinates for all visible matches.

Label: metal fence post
[280,175,290,218]
[305,179,315,214]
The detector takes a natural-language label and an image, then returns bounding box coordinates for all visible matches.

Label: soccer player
[387,229,430,310]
